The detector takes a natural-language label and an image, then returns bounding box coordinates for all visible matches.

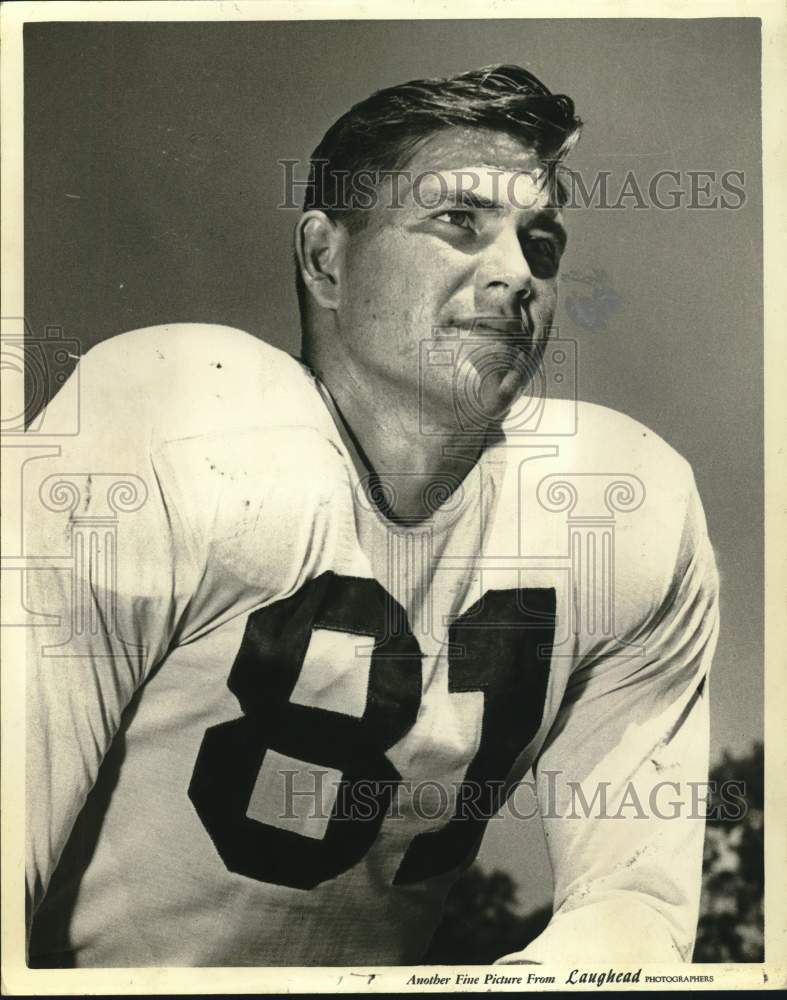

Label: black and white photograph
[1,1,784,994]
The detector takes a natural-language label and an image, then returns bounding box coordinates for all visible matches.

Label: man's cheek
[397,307,429,359]
[534,288,558,326]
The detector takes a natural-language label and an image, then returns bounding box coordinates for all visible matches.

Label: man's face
[335,127,567,429]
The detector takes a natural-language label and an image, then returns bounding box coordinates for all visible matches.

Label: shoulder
[71,326,355,608]
[498,396,710,605]
[574,399,690,470]
[503,395,695,492]
[81,323,299,395]
[77,323,329,440]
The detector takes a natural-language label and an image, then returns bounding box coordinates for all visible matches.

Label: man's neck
[306,356,496,524]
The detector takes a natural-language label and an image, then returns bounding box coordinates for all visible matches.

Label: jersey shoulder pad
[76,324,327,442]
[508,396,695,488]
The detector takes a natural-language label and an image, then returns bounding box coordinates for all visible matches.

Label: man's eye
[524,237,561,278]
[434,210,474,230]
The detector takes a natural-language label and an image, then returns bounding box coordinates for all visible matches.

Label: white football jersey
[24,325,719,967]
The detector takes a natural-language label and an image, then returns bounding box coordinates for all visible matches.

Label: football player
[25,65,718,966]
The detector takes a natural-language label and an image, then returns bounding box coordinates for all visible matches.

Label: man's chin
[497,366,528,407]
[450,369,526,432]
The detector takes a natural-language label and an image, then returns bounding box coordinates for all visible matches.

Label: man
[25,65,718,967]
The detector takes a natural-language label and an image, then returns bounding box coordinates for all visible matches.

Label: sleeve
[496,476,720,965]
[23,345,194,929]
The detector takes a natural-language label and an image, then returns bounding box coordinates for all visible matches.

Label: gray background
[24,18,762,912]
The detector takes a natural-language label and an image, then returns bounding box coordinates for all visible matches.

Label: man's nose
[475,226,533,312]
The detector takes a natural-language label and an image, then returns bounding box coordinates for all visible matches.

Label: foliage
[422,866,550,965]
[693,741,764,962]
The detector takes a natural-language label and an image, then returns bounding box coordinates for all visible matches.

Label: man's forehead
[405,126,542,174]
[391,126,553,212]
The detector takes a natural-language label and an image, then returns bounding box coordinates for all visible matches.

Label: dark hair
[296,64,582,320]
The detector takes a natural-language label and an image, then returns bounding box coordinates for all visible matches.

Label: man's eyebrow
[429,190,501,211]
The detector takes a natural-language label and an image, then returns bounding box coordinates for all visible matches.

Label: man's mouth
[452,313,532,339]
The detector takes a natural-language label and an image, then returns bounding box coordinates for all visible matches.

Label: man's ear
[295,211,345,311]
